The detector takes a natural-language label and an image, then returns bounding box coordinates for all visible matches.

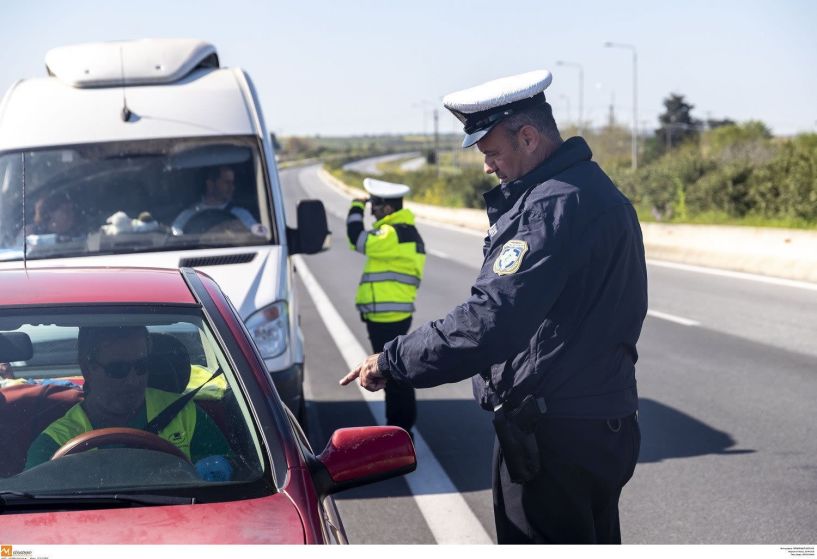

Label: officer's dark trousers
[492,413,640,544]
[365,318,416,433]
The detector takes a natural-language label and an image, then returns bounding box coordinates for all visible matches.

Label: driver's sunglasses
[93,357,150,379]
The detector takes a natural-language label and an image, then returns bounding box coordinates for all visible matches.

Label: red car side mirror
[313,426,416,495]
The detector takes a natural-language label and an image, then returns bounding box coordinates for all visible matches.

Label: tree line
[612,94,817,227]
[282,94,817,228]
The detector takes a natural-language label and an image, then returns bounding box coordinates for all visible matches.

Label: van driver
[172,166,258,235]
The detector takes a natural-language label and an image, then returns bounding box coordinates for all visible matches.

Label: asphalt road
[282,164,817,545]
[341,152,421,176]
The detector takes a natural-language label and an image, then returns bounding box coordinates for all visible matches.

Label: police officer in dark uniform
[341,69,648,544]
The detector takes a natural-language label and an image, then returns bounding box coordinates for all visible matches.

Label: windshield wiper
[0,490,194,512]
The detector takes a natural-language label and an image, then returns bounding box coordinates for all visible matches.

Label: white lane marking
[426,248,450,259]
[647,259,817,292]
[293,255,493,545]
[647,309,700,327]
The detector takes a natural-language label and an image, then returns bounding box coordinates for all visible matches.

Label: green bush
[317,126,817,229]
[378,167,494,209]
[620,126,816,227]
[747,135,817,221]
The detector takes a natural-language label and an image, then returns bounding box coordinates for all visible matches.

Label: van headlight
[245,301,288,359]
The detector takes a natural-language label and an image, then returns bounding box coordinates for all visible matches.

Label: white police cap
[443,69,553,148]
[363,178,411,199]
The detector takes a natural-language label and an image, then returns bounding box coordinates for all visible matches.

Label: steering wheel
[51,427,190,462]
[183,209,245,234]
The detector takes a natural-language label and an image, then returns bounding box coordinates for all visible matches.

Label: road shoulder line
[293,254,493,545]
[647,259,817,291]
[647,309,700,327]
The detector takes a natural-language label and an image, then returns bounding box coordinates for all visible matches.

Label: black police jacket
[378,137,648,418]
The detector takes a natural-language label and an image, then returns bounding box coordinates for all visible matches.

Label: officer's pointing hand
[340,353,386,392]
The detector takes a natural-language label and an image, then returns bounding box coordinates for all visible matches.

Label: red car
[0,267,415,543]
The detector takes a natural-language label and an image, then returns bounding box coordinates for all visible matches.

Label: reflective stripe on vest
[355,230,368,253]
[42,387,197,460]
[355,302,416,313]
[360,271,421,287]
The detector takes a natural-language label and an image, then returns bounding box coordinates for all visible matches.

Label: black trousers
[365,318,416,433]
[492,413,640,544]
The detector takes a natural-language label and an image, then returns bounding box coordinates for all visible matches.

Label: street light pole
[556,60,584,135]
[604,42,638,169]
[559,94,572,123]
[412,99,438,174]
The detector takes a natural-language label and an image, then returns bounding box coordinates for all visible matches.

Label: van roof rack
[45,38,219,88]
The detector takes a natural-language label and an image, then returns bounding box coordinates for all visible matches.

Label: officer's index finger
[339,368,360,386]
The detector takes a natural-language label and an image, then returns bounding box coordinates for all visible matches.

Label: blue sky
[2,0,815,136]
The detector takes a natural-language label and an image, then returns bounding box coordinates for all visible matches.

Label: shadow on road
[307,396,755,500]
[638,397,755,463]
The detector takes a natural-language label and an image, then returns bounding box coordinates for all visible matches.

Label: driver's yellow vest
[42,387,196,460]
[350,208,426,323]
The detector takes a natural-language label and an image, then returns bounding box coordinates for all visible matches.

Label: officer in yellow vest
[25,326,232,480]
[347,178,426,435]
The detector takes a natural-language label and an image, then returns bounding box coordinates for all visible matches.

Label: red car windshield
[0,306,271,500]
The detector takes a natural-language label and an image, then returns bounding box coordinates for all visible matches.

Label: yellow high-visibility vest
[348,207,426,323]
[42,387,197,460]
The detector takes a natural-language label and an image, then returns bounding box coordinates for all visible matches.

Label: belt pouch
[493,404,541,483]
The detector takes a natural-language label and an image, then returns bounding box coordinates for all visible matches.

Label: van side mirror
[287,199,330,255]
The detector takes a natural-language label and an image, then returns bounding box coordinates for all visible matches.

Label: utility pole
[664,122,694,150]
[608,91,616,128]
[451,114,459,168]
[412,100,431,153]
[604,42,638,169]
[556,60,584,135]
[433,108,440,177]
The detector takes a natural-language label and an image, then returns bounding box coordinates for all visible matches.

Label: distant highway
[341,152,421,176]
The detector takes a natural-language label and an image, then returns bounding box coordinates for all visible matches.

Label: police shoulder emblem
[493,239,528,275]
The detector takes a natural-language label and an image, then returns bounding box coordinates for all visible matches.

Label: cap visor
[462,126,493,148]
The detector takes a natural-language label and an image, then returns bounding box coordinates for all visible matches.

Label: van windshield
[0,136,274,261]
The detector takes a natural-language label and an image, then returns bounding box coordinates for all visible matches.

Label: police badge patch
[493,239,528,275]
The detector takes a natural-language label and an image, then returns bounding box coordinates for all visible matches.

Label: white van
[0,38,328,421]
